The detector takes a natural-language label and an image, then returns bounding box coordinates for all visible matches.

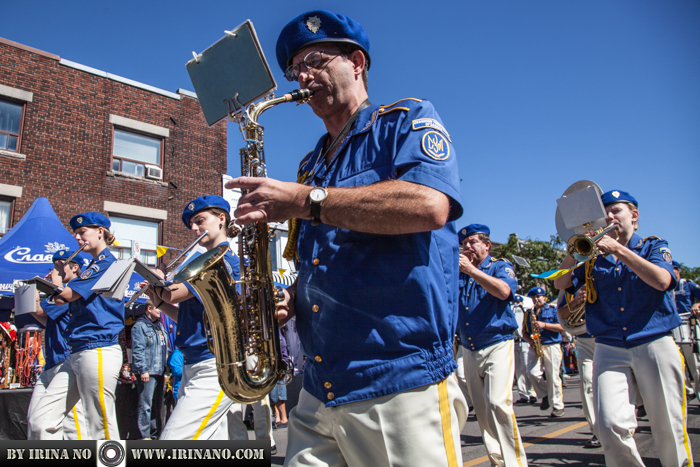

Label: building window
[0,199,12,235]
[112,128,162,177]
[108,216,160,266]
[0,99,24,152]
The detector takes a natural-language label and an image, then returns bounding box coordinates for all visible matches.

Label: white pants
[514,341,535,399]
[454,346,473,407]
[284,377,467,467]
[462,340,529,467]
[678,343,699,396]
[526,344,564,410]
[575,337,596,435]
[226,395,275,445]
[27,345,122,439]
[27,363,88,439]
[593,336,692,467]
[160,357,235,440]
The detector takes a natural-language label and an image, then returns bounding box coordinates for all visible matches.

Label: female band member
[554,190,692,466]
[27,249,88,439]
[152,195,241,440]
[29,212,125,440]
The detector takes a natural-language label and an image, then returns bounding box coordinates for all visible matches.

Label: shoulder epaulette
[493,257,512,264]
[378,98,422,116]
[643,236,661,241]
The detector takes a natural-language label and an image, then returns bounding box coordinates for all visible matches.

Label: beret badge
[612,191,620,198]
[306,16,321,33]
[59,251,65,256]
[77,217,83,224]
[188,203,195,211]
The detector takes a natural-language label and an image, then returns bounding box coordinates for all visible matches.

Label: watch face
[310,188,326,202]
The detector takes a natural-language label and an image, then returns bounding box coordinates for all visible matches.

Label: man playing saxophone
[226,9,465,467]
[524,287,566,417]
[457,224,528,466]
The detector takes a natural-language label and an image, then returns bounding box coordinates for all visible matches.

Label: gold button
[618,287,622,291]
[324,382,332,389]
[315,356,322,362]
[313,258,320,265]
[312,304,319,312]
[468,337,471,340]
[615,268,620,272]
[327,392,335,400]
[69,314,72,317]
[621,307,625,311]
[465,307,469,311]
[623,327,627,331]
[466,322,469,326]
[177,331,180,335]
[65,328,69,332]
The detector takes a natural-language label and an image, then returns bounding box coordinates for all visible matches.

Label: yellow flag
[112,240,121,247]
[157,246,168,258]
[278,268,286,277]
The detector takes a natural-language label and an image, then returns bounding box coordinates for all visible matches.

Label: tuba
[174,89,312,403]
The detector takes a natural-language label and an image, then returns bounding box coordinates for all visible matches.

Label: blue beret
[182,195,231,228]
[601,190,638,207]
[527,287,546,297]
[672,260,681,269]
[513,295,524,303]
[276,10,371,73]
[458,224,490,242]
[52,249,86,269]
[70,212,110,230]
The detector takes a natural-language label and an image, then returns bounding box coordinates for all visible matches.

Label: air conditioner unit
[145,165,163,180]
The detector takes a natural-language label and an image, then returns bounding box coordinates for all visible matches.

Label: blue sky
[4,0,699,266]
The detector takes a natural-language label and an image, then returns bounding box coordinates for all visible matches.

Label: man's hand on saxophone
[225,176,313,225]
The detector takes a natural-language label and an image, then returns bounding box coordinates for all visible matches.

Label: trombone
[566,224,619,262]
[124,231,208,308]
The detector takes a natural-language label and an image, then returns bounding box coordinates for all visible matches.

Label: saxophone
[523,308,545,359]
[174,89,313,403]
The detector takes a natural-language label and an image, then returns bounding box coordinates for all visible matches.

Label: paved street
[268,373,700,466]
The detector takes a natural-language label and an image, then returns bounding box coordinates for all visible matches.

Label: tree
[491,233,566,296]
[679,263,700,283]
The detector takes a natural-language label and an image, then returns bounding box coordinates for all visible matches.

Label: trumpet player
[554,190,691,467]
[524,287,565,417]
[151,195,241,440]
[457,224,528,467]
[227,10,466,467]
[557,285,600,448]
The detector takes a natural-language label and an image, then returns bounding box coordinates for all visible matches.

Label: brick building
[0,37,227,265]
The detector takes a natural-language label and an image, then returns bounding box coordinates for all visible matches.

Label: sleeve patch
[421,131,450,161]
[660,247,672,264]
[80,269,94,280]
[505,267,515,279]
[412,118,452,142]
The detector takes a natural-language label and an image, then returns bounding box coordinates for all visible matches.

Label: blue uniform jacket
[294,98,463,407]
[674,279,700,315]
[458,256,517,351]
[572,233,679,348]
[177,243,240,365]
[41,297,70,370]
[537,303,562,345]
[65,248,125,353]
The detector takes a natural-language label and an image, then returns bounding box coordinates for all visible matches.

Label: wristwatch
[309,187,328,226]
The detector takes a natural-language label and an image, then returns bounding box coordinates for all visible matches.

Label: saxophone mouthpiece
[286,89,314,102]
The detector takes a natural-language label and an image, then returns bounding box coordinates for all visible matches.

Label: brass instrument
[124,230,209,308]
[566,224,619,262]
[174,89,312,403]
[565,295,586,329]
[523,308,544,358]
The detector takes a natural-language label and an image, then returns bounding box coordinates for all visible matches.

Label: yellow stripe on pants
[97,348,110,439]
[438,378,458,467]
[73,406,81,440]
[193,389,225,440]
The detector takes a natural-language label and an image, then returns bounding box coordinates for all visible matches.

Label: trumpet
[124,231,208,308]
[567,223,619,262]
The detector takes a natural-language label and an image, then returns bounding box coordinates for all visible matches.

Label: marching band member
[27,249,88,439]
[554,190,692,467]
[557,285,600,448]
[524,287,565,417]
[152,195,241,440]
[29,212,124,439]
[457,224,528,466]
[227,10,466,466]
[672,260,700,401]
[512,295,537,405]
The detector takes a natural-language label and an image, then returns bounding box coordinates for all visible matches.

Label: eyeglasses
[284,50,344,82]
